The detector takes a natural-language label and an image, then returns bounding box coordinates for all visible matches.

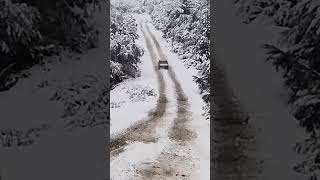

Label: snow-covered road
[110,14,210,179]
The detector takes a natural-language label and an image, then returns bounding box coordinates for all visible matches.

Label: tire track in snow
[110,22,168,158]
[133,23,198,179]
[211,60,261,180]
[145,24,197,143]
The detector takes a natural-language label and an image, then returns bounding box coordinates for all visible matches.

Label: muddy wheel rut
[211,61,262,180]
[137,145,196,180]
[144,24,197,144]
[132,24,197,179]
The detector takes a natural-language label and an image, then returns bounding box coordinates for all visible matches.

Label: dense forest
[0,0,102,91]
[235,0,320,179]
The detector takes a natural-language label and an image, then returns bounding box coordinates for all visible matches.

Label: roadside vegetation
[110,0,144,88]
[0,0,102,91]
[235,0,320,179]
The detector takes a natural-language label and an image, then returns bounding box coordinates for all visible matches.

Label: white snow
[215,1,306,179]
[111,142,165,179]
[110,81,158,137]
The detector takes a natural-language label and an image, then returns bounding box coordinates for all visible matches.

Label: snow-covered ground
[110,13,210,179]
[215,1,306,179]
[0,127,106,180]
[111,71,177,179]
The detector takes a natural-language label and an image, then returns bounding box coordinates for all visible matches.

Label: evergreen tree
[236,0,320,179]
[264,4,320,180]
[110,0,144,88]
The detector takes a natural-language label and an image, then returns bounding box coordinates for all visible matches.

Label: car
[158,60,169,69]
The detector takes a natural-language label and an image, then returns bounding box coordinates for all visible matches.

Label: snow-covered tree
[110,0,144,88]
[0,0,41,56]
[234,0,302,26]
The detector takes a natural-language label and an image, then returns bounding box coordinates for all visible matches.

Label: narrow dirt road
[134,23,198,180]
[145,24,196,144]
[110,18,206,179]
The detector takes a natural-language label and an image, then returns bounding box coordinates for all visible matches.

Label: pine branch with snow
[110,0,144,88]
[256,1,320,179]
